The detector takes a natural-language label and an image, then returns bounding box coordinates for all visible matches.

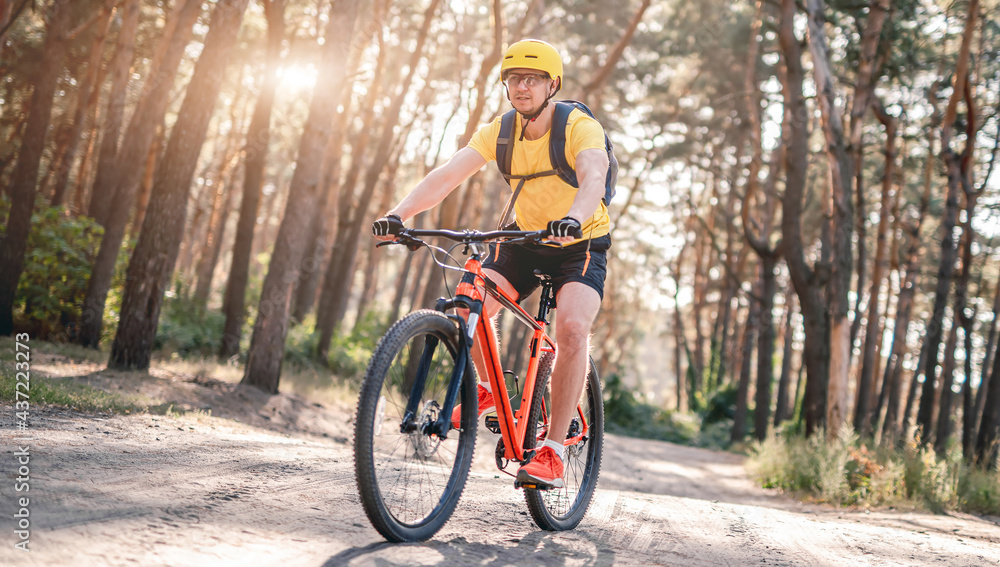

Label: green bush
[282,311,379,382]
[603,373,698,444]
[0,197,129,343]
[747,428,1000,514]
[154,296,227,357]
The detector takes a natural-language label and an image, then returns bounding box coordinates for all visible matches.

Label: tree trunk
[856,99,897,436]
[934,322,960,454]
[961,311,976,462]
[804,0,888,436]
[774,291,796,427]
[130,122,163,241]
[972,280,1000,444]
[732,294,758,444]
[87,0,162,225]
[778,0,829,436]
[754,255,778,441]
[72,93,103,214]
[879,109,936,445]
[109,0,251,370]
[0,0,74,336]
[674,303,687,413]
[77,0,203,348]
[938,190,979,455]
[353,142,406,331]
[194,92,245,307]
[916,0,979,444]
[219,0,285,359]
[315,0,442,361]
[242,0,359,392]
[977,324,1000,468]
[51,0,116,207]
[193,169,237,306]
[289,3,382,324]
[740,0,778,442]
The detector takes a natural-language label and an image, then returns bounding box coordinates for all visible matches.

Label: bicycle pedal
[514,479,554,491]
[484,415,501,434]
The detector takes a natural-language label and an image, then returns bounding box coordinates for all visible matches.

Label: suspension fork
[400,257,487,438]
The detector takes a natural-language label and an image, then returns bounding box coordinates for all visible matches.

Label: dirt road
[2,359,999,566]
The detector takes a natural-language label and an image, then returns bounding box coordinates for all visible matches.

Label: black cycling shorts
[482,233,612,306]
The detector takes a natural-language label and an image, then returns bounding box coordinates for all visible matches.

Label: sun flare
[275,64,319,92]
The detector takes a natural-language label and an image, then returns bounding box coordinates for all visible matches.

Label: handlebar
[376,228,554,250]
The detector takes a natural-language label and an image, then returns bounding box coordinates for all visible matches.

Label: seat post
[533,270,555,324]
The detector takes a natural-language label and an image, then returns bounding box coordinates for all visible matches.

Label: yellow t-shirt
[468,107,611,243]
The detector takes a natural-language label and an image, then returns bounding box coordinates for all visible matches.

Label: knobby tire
[523,355,604,531]
[353,310,478,542]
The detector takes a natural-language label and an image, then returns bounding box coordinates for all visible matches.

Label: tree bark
[856,99,897,436]
[916,0,979,444]
[0,0,74,336]
[972,280,1000,444]
[774,291,796,427]
[242,0,360,392]
[109,0,251,370]
[315,0,442,361]
[87,0,164,225]
[51,0,116,207]
[219,0,286,359]
[77,0,203,348]
[193,165,238,306]
[778,0,829,436]
[289,0,384,324]
[804,0,888,436]
[754,255,778,441]
[732,293,758,444]
[977,318,1000,468]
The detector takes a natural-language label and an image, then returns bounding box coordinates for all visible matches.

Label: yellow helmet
[500,39,563,91]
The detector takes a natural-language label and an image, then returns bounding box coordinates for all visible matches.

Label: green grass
[0,334,361,418]
[747,426,1000,515]
[0,361,142,414]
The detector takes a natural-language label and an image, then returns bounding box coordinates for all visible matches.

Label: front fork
[399,293,480,439]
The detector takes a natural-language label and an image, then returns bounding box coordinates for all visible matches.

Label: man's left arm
[550,148,609,244]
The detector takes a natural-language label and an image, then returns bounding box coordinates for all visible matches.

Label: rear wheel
[522,356,604,531]
[353,310,477,542]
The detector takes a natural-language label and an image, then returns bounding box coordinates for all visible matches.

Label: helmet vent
[525,55,538,58]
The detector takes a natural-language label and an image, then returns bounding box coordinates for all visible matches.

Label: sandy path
[2,362,999,566]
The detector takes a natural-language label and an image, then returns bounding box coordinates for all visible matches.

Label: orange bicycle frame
[456,252,589,464]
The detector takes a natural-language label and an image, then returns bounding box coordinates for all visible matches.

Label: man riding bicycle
[372,39,611,490]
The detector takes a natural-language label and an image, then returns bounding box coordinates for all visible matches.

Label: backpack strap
[494,109,560,229]
[495,109,518,185]
[548,101,580,188]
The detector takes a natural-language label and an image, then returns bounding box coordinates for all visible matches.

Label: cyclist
[372,39,611,490]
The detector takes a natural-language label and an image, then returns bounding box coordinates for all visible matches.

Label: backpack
[494,100,619,230]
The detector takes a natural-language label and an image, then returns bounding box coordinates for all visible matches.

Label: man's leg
[546,282,601,446]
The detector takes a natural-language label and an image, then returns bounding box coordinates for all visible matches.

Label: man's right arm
[386,146,488,223]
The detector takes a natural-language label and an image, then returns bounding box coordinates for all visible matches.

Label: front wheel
[523,356,604,531]
[353,310,478,542]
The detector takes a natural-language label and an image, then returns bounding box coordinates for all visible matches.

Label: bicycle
[353,227,604,542]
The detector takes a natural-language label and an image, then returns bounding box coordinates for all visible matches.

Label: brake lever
[375,235,424,251]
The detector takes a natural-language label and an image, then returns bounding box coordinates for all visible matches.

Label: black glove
[547,216,582,239]
[372,213,404,237]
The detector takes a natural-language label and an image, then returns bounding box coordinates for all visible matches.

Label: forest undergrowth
[747,427,1000,516]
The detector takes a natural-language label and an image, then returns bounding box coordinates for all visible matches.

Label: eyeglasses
[503,73,549,89]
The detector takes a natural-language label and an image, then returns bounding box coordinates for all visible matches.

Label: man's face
[504,67,555,115]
